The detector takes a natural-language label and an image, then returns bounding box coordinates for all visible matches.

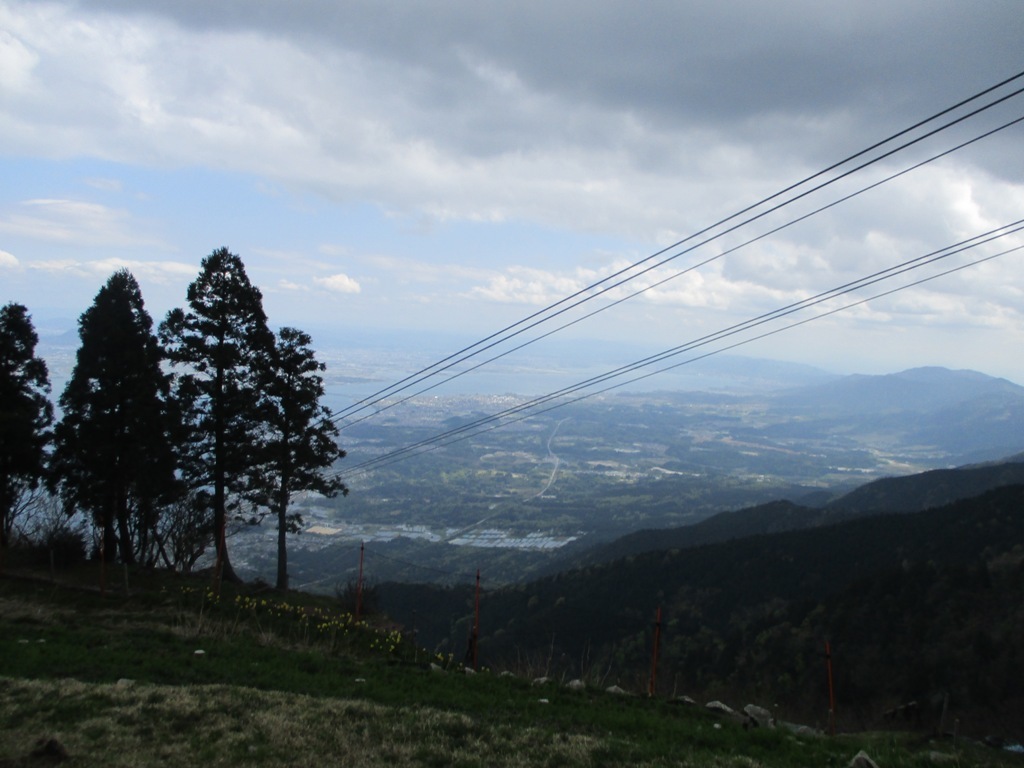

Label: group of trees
[0,248,347,589]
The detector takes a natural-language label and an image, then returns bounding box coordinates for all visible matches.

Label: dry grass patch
[0,677,614,768]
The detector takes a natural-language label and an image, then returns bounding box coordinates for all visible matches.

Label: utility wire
[335,222,1024,478]
[336,216,1024,473]
[295,233,1019,598]
[341,239,1022,479]
[330,72,1024,420]
[329,71,1024,427]
[437,242,1024,459]
[293,73,1024,588]
[334,112,1024,432]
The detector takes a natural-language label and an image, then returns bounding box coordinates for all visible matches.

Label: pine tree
[261,327,348,590]
[160,248,274,584]
[51,270,176,565]
[0,303,53,565]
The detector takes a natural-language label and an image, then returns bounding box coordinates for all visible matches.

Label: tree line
[0,247,347,590]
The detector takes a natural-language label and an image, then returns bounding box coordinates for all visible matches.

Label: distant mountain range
[771,366,1024,414]
[756,367,1024,462]
[261,363,1024,590]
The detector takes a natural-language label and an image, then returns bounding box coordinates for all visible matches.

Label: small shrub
[335,580,380,616]
[27,528,87,569]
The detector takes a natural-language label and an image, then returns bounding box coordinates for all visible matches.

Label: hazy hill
[824,452,1024,514]
[558,499,824,571]
[762,367,1024,463]
[769,366,1024,415]
[568,453,1024,567]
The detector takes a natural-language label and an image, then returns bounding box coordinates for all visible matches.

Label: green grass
[0,568,1016,767]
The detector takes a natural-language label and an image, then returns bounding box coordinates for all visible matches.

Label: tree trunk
[212,464,241,584]
[276,513,288,591]
[275,471,291,591]
[116,489,135,565]
[0,491,8,572]
[212,365,241,585]
[102,508,117,567]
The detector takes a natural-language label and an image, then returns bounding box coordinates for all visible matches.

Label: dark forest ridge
[571,451,1024,568]
[378,481,1024,745]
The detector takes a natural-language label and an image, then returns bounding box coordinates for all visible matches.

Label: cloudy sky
[2,0,1024,390]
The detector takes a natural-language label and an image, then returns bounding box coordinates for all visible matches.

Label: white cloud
[317,244,350,258]
[470,270,580,306]
[84,177,123,192]
[0,248,19,268]
[315,273,361,294]
[2,1,1024,381]
[26,257,195,282]
[0,25,37,91]
[0,198,164,248]
[3,0,1018,247]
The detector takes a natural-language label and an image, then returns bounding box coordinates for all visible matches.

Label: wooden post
[355,542,364,622]
[649,606,662,696]
[825,640,836,736]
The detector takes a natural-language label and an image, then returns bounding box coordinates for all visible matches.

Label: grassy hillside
[381,485,1024,745]
[1,569,1014,767]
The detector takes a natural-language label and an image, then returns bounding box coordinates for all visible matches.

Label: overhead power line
[446,242,1023,464]
[334,220,1024,479]
[334,111,1024,433]
[329,69,1024,428]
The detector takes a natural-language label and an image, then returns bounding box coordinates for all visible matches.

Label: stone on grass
[780,723,818,737]
[849,750,881,768]
[743,704,774,728]
[566,679,585,692]
[705,700,736,716]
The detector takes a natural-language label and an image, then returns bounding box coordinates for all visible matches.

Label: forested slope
[381,485,1024,735]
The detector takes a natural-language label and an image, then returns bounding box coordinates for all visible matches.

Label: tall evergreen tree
[160,248,274,584]
[262,327,348,590]
[51,270,176,565]
[0,303,53,565]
